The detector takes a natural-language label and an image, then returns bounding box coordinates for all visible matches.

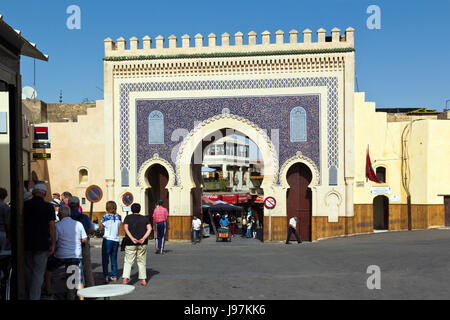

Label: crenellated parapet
[104,27,355,60]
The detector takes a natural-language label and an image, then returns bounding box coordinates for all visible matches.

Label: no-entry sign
[264,196,276,209]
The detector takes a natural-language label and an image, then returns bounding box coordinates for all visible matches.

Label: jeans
[286,226,302,243]
[246,228,252,238]
[24,250,48,300]
[102,238,119,279]
[156,222,166,253]
[122,245,147,280]
[193,230,201,244]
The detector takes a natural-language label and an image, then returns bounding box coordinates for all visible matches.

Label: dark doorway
[286,163,312,241]
[445,196,450,227]
[373,195,389,230]
[146,164,169,239]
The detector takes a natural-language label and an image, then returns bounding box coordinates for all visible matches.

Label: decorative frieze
[111,54,346,78]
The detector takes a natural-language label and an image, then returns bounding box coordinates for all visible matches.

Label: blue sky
[2,0,450,110]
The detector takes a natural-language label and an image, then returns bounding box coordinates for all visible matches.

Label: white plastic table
[77,284,135,300]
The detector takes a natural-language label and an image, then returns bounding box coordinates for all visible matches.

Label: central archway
[176,114,279,241]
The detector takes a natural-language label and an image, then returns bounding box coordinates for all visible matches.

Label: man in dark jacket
[23,183,56,300]
[68,196,95,287]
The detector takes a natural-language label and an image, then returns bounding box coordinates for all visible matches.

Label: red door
[286,163,312,241]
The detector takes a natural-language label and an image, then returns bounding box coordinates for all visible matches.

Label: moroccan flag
[366,146,380,183]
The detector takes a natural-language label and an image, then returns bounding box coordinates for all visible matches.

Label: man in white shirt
[43,206,88,299]
[191,216,202,244]
[286,216,302,244]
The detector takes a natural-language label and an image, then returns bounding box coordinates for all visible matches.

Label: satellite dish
[22,86,37,99]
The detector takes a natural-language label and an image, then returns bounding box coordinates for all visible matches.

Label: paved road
[52,229,450,299]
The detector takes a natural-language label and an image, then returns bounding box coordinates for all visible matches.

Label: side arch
[137,154,176,190]
[280,152,319,189]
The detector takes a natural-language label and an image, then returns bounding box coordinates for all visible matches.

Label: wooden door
[286,163,312,241]
[445,196,450,227]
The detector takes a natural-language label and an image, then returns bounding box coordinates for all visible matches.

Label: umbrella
[201,166,217,172]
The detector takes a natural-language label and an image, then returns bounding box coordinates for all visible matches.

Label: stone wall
[46,103,96,122]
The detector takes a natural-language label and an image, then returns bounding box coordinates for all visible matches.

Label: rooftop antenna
[33,58,36,99]
[444,99,450,112]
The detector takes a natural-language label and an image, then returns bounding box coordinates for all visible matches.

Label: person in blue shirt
[219,214,229,228]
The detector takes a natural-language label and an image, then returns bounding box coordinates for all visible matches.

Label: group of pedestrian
[10,182,168,300]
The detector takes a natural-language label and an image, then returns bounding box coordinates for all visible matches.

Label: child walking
[101,201,122,283]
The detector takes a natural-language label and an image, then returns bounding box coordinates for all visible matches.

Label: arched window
[79,168,88,185]
[148,110,164,144]
[290,107,307,142]
[376,166,386,183]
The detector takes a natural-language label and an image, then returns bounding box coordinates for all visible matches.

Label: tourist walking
[191,215,202,244]
[69,196,95,287]
[122,203,151,285]
[286,216,302,244]
[23,183,56,300]
[153,200,169,254]
[0,188,9,251]
[43,206,87,300]
[101,201,122,283]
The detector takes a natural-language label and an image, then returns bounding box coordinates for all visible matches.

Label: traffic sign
[122,192,134,206]
[85,185,103,203]
[264,196,276,209]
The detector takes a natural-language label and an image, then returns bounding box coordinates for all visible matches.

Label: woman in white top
[100,201,122,283]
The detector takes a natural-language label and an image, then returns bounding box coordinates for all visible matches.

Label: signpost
[85,185,103,221]
[264,196,276,241]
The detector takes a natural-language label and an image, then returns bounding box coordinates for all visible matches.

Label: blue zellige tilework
[119,77,339,186]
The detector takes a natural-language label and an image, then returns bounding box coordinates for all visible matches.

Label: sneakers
[122,278,128,284]
[140,280,147,286]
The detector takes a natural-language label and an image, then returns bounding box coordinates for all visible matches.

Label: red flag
[366,146,380,183]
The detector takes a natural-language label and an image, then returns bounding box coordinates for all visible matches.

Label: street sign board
[122,192,134,206]
[264,196,276,209]
[33,153,51,160]
[33,142,51,149]
[85,185,103,203]
[33,125,50,142]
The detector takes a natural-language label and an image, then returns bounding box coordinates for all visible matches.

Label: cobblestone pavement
[46,229,450,300]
